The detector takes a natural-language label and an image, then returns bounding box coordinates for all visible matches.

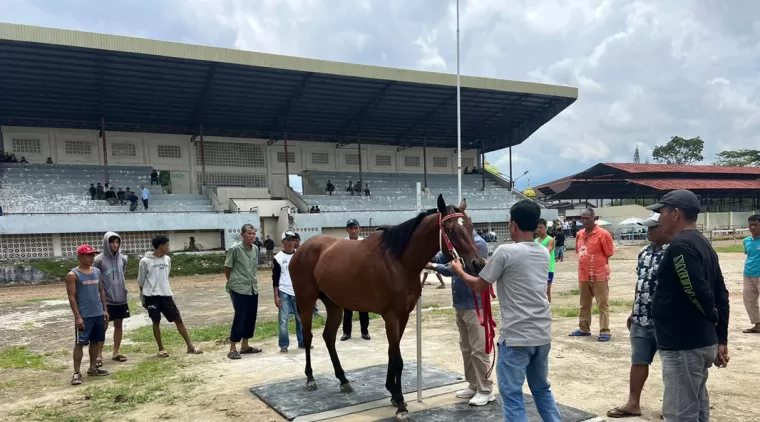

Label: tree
[652,136,704,165]
[633,145,640,163]
[715,149,760,167]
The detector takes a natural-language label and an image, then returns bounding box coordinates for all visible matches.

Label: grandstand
[0,23,576,259]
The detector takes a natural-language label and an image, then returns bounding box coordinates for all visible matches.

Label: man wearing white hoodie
[93,232,129,365]
[138,235,203,357]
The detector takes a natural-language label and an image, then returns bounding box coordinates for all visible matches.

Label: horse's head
[437,194,486,274]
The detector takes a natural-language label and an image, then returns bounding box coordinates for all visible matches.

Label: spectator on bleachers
[353,181,362,196]
[471,166,478,174]
[309,206,317,213]
[464,166,470,174]
[46,157,53,164]
[140,185,150,210]
[105,187,117,205]
[127,190,139,212]
[150,170,159,186]
[19,156,28,164]
[364,183,370,197]
[346,181,353,195]
[7,153,17,163]
[117,188,126,205]
[89,184,97,200]
[96,183,105,200]
[315,205,321,213]
[326,180,335,196]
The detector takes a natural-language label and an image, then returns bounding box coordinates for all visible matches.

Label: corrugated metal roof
[604,163,760,175]
[0,23,578,150]
[629,179,760,190]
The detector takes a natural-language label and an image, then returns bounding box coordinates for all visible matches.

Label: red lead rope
[473,286,497,377]
[438,212,498,377]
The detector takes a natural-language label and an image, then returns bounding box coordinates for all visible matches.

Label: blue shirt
[744,236,760,277]
[430,231,489,310]
[72,267,104,318]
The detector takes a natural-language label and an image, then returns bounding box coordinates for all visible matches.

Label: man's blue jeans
[278,290,303,349]
[497,342,561,422]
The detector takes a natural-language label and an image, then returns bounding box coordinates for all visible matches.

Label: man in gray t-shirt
[451,200,561,422]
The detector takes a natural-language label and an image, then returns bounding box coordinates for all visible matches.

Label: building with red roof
[536,163,760,213]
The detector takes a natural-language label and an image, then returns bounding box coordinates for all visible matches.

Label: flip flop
[157,350,171,358]
[227,351,241,360]
[187,347,203,355]
[742,328,760,334]
[598,334,611,342]
[569,330,592,337]
[86,367,110,376]
[111,355,127,362]
[607,407,641,418]
[239,346,262,354]
[95,359,103,368]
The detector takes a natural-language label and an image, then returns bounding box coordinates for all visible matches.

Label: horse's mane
[376,208,438,257]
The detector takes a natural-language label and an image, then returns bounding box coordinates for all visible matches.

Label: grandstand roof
[536,162,760,199]
[0,23,577,152]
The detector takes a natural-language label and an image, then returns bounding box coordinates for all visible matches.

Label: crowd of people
[62,188,753,421]
[88,183,150,211]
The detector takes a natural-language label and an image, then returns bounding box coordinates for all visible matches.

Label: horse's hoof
[395,411,410,421]
[340,383,354,393]
[390,398,398,407]
[306,380,318,391]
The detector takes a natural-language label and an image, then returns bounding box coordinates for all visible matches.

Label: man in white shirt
[140,185,150,210]
[341,219,370,341]
[273,231,304,353]
[451,200,561,421]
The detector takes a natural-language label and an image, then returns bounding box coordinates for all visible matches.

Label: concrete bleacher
[300,171,519,212]
[0,163,213,214]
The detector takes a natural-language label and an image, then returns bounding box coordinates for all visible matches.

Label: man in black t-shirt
[647,190,729,422]
[554,231,566,262]
[264,235,275,265]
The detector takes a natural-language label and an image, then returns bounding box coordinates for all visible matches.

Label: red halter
[438,212,497,377]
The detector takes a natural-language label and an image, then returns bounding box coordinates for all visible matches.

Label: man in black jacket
[648,190,729,422]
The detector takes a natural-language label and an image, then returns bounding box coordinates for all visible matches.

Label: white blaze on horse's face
[457,217,464,226]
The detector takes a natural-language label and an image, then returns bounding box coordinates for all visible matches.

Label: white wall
[230,198,293,217]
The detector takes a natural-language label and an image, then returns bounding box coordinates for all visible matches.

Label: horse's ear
[437,194,446,214]
[459,198,467,211]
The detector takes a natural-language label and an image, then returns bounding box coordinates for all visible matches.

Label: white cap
[281,231,297,240]
[638,212,660,227]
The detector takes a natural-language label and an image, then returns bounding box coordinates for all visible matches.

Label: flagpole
[456,0,462,204]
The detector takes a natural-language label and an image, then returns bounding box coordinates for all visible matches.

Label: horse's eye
[457,218,464,226]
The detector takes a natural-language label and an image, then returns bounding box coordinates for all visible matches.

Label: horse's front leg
[383,313,409,420]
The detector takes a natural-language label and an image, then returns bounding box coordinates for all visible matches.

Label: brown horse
[290,194,486,421]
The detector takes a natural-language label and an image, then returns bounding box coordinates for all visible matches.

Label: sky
[3,0,760,189]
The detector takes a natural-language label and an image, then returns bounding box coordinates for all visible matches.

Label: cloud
[3,0,760,185]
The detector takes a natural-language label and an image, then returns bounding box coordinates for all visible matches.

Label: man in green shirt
[225,223,261,359]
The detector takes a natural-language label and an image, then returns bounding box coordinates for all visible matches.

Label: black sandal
[227,351,241,360]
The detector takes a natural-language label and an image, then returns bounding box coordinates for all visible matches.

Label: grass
[0,346,48,370]
[24,297,64,303]
[713,244,744,253]
[552,306,598,318]
[558,288,580,296]
[126,312,382,348]
[30,253,229,280]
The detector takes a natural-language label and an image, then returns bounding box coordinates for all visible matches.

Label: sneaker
[70,372,83,386]
[280,347,288,353]
[455,387,477,399]
[340,334,351,341]
[469,392,496,406]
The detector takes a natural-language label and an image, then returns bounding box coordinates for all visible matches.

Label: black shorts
[107,303,131,320]
[144,296,181,323]
[75,316,106,345]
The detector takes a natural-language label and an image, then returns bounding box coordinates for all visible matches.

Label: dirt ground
[1,239,759,422]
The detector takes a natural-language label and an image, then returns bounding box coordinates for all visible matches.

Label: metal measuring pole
[416,181,423,402]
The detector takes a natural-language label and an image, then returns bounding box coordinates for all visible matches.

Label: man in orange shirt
[569,208,615,342]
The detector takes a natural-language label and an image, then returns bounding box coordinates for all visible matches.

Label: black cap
[646,189,700,214]
[346,218,359,227]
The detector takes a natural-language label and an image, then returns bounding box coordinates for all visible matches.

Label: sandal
[187,347,203,355]
[239,346,262,354]
[598,333,611,342]
[70,372,83,385]
[607,407,641,418]
[227,351,241,360]
[569,330,592,337]
[86,367,110,376]
[95,359,103,368]
[112,355,127,362]
[157,350,171,358]
[742,328,760,334]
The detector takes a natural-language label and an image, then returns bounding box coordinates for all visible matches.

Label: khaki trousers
[455,308,493,393]
[743,276,760,324]
[579,281,610,334]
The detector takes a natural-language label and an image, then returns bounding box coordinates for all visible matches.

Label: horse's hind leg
[299,299,318,391]
[321,296,352,393]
